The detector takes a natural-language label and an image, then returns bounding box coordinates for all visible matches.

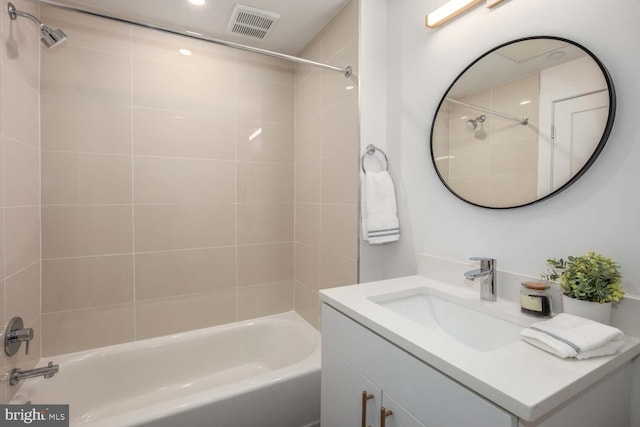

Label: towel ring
[361,144,389,174]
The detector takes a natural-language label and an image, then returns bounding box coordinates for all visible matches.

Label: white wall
[359,0,418,282]
[361,0,640,422]
[377,0,640,296]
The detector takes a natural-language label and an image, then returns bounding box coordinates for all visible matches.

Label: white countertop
[319,274,640,422]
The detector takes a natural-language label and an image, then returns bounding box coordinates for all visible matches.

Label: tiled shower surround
[37,1,358,356]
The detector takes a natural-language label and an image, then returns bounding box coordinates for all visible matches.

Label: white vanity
[319,259,640,426]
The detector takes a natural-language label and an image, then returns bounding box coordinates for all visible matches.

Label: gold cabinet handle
[380,407,393,427]
[361,391,374,427]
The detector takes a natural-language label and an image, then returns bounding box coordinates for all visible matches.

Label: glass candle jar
[520,282,552,317]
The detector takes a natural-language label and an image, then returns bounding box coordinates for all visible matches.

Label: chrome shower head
[465,119,478,131]
[8,2,67,48]
[40,26,67,48]
[465,115,486,131]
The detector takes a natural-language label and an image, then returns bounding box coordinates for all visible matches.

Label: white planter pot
[561,295,612,325]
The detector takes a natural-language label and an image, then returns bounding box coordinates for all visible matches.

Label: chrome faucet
[464,257,497,301]
[9,362,59,386]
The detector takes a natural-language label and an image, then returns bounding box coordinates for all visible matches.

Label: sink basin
[370,289,524,352]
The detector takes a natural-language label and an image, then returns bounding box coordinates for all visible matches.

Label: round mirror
[430,36,616,209]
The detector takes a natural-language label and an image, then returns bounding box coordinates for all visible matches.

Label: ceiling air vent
[227,4,280,41]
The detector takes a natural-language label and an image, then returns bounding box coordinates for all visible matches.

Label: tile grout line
[40,241,297,262]
[318,36,325,312]
[41,92,295,127]
[234,48,239,323]
[129,26,137,342]
[38,4,44,361]
[292,57,298,315]
[2,50,6,387]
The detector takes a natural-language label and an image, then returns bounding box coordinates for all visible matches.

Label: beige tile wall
[0,0,361,362]
[39,7,298,356]
[293,0,360,329]
[1,0,42,403]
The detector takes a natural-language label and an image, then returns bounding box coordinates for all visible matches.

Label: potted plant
[543,252,623,325]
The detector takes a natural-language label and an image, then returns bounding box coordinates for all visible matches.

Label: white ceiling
[449,41,587,98]
[47,0,351,55]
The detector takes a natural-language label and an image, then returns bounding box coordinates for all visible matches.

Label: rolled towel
[361,171,399,244]
[520,313,625,360]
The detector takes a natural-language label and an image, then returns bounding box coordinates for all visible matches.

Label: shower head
[465,115,486,131]
[7,2,67,48]
[40,26,67,48]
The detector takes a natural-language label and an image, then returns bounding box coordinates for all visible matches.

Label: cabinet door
[322,344,381,427]
[381,393,426,427]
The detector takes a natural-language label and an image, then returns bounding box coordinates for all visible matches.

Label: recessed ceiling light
[520,100,531,105]
[179,48,192,56]
[548,51,566,60]
[188,0,205,6]
[345,85,354,91]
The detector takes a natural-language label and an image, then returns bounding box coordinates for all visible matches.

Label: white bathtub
[11,311,321,427]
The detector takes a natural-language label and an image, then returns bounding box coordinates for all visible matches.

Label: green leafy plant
[543,252,623,303]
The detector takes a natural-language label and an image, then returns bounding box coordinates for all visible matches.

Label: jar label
[520,294,543,312]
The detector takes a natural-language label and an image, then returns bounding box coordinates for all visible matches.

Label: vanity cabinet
[321,304,516,427]
[321,302,634,427]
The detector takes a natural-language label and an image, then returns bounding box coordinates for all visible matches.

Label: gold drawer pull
[361,391,374,427]
[380,407,393,427]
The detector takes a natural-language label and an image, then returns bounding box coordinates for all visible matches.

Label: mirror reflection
[431,37,615,208]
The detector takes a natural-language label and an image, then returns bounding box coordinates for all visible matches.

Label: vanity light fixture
[425,0,483,28]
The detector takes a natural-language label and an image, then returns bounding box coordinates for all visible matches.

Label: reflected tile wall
[446,73,539,207]
[39,6,297,355]
[293,0,359,329]
[1,0,42,402]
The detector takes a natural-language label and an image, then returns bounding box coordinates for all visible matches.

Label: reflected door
[552,90,609,191]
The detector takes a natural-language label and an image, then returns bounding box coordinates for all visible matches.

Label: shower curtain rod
[445,97,529,126]
[32,0,353,78]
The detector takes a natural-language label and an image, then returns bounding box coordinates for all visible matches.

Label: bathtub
[10,311,321,427]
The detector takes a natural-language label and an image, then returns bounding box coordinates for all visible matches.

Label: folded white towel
[361,171,399,244]
[520,313,625,359]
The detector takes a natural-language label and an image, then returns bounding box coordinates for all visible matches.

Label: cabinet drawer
[322,304,517,427]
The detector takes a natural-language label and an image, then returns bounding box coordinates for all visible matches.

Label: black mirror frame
[429,35,616,209]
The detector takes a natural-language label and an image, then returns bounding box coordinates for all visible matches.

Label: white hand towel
[361,171,400,244]
[520,313,625,359]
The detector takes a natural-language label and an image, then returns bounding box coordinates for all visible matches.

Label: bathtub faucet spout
[9,361,59,386]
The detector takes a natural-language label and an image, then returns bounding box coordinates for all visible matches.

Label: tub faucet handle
[4,316,34,356]
[14,328,33,355]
